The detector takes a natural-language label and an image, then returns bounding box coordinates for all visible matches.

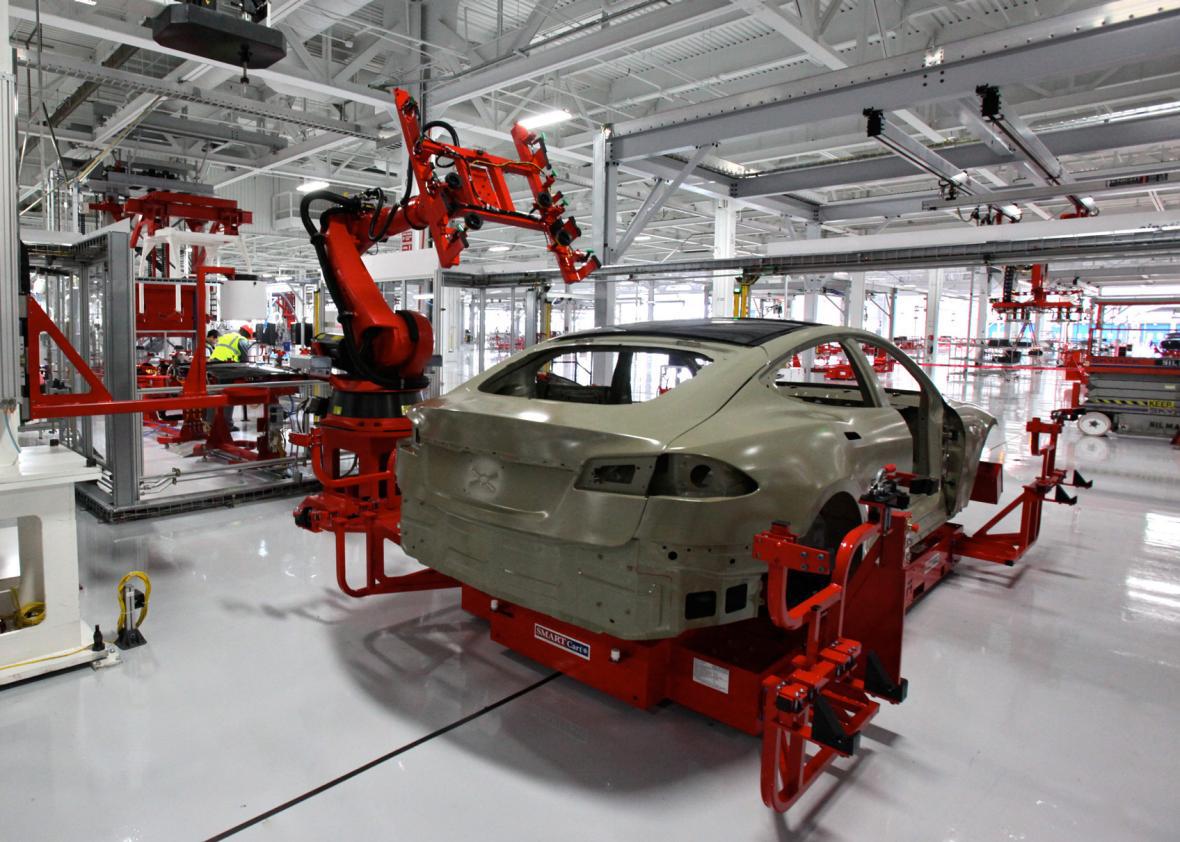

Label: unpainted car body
[399,319,994,640]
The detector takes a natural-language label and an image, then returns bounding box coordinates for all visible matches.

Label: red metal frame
[291,378,456,598]
[91,191,252,277]
[24,265,237,418]
[193,384,299,462]
[992,263,1085,322]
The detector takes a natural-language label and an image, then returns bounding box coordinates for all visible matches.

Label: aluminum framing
[17,53,380,141]
[0,0,19,406]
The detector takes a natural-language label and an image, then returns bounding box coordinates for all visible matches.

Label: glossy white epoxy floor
[3,368,1180,841]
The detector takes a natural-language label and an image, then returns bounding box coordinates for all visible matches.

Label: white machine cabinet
[0,444,106,685]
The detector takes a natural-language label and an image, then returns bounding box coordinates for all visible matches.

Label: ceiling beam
[726,0,944,142]
[609,4,1180,161]
[9,0,393,111]
[18,53,378,140]
[734,112,1180,199]
[427,0,734,108]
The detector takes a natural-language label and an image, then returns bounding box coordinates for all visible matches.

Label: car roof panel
[556,318,820,347]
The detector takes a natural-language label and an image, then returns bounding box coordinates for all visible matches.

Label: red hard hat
[239,324,255,338]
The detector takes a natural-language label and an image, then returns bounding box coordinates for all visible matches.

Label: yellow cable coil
[0,570,152,672]
[116,571,152,634]
[17,601,46,627]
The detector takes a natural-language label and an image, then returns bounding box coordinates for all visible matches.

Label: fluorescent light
[487,245,512,252]
[274,275,294,281]
[296,180,329,193]
[518,109,573,130]
[635,235,653,242]
[74,0,97,5]
[414,293,434,300]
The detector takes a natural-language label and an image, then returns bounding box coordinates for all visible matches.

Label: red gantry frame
[25,188,254,420]
[24,263,234,418]
[91,190,252,277]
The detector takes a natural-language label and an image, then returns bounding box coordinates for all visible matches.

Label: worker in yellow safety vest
[209,324,255,362]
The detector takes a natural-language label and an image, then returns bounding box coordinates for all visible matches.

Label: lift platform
[303,409,1088,810]
[1069,296,1180,442]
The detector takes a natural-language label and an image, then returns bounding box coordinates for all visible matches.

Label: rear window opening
[481,345,712,405]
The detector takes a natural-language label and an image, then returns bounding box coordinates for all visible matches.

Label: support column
[802,222,821,324]
[973,269,991,364]
[1,0,21,466]
[104,232,139,508]
[887,288,898,340]
[477,287,487,373]
[508,287,517,350]
[523,286,539,347]
[925,268,944,362]
[845,272,866,329]
[802,279,820,322]
[591,126,618,330]
[711,198,737,317]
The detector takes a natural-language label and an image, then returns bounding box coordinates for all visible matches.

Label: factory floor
[3,368,1179,841]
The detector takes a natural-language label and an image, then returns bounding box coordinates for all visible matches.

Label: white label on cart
[692,658,730,694]
[534,623,591,660]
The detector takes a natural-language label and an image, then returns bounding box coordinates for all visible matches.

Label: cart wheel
[1078,411,1113,437]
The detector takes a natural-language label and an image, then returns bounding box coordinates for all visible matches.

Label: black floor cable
[204,671,561,840]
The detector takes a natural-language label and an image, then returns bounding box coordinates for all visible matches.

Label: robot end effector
[300,89,598,387]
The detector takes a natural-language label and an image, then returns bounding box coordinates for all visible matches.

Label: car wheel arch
[798,490,863,555]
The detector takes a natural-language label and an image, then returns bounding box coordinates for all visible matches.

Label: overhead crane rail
[452,225,1180,287]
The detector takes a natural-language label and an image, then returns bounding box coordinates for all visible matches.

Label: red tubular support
[753,501,911,812]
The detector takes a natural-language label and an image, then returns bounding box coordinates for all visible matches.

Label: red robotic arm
[302,88,598,388]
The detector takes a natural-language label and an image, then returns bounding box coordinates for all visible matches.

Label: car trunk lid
[405,387,734,546]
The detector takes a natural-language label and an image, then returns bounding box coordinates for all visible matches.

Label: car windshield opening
[480,345,713,404]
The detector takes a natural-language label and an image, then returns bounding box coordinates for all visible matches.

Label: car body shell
[399,320,994,640]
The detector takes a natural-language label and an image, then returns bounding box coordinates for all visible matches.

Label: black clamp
[864,650,908,704]
[810,695,860,756]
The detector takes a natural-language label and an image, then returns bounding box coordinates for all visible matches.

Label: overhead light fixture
[296,179,329,193]
[517,109,573,130]
[635,235,653,242]
[74,0,97,5]
[274,274,294,281]
[414,293,435,300]
[487,245,512,252]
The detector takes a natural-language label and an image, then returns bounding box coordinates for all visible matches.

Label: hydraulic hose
[299,190,417,390]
